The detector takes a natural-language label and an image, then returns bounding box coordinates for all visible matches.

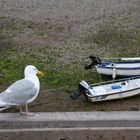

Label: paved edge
[0,112,140,140]
[0,127,140,140]
[0,111,140,129]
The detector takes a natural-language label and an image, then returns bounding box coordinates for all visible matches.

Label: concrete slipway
[0,112,140,140]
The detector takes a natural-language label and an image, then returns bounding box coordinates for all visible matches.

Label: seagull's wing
[0,79,38,106]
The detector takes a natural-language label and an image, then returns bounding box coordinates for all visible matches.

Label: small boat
[70,76,140,102]
[85,56,140,78]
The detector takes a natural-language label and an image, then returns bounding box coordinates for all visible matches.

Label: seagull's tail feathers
[0,106,10,111]
[0,100,11,111]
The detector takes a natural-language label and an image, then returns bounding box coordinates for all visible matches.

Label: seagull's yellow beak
[37,70,44,77]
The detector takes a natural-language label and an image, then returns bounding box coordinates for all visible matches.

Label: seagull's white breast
[26,75,40,104]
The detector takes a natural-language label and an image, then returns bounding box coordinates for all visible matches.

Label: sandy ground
[1,84,140,112]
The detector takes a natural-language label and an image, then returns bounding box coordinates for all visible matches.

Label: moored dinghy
[85,56,140,77]
[70,76,140,102]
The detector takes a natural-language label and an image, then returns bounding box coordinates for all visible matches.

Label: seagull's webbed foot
[19,105,38,116]
[20,112,35,116]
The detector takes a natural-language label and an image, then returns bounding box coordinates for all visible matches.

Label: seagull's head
[24,65,44,78]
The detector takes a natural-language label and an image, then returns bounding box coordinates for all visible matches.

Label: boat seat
[111,85,122,90]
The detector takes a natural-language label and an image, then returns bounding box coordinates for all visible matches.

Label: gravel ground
[0,0,140,39]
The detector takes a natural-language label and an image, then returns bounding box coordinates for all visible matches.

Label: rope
[112,67,116,80]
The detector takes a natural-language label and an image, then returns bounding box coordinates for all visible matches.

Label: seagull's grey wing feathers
[0,79,38,106]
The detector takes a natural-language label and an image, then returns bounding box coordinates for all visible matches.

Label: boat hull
[87,87,140,102]
[96,62,140,77]
[96,66,140,77]
[77,77,140,102]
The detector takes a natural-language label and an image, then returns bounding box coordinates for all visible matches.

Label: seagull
[0,65,43,116]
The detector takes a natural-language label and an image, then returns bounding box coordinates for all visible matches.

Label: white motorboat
[85,56,140,78]
[70,76,140,102]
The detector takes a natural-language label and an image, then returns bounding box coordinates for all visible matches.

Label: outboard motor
[79,80,90,89]
[85,55,102,69]
[70,80,90,100]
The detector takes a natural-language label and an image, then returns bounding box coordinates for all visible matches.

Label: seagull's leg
[20,105,34,116]
[20,106,23,114]
[25,104,34,116]
[20,106,27,115]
